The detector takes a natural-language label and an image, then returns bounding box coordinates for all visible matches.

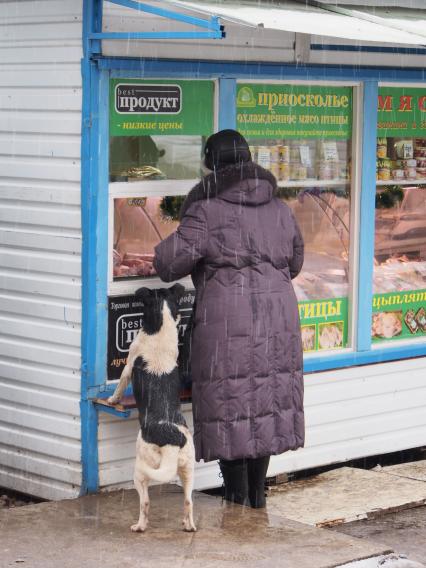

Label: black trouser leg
[218,458,249,506]
[247,456,270,508]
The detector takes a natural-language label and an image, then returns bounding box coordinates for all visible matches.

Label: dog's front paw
[107,396,120,405]
[131,523,146,533]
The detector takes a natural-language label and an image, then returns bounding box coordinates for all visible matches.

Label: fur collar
[180,161,277,219]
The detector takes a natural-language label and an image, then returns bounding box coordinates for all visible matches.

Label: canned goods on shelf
[377,144,387,159]
[279,145,290,163]
[378,168,391,181]
[405,168,417,180]
[391,169,405,180]
[279,163,290,181]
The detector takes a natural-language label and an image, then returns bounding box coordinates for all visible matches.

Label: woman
[153,129,305,508]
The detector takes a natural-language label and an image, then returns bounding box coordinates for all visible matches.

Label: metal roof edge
[300,0,426,41]
[170,0,426,47]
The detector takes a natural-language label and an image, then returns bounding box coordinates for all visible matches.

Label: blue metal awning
[85,1,426,63]
[87,0,224,48]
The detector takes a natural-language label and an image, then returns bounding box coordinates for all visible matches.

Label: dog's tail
[139,445,180,483]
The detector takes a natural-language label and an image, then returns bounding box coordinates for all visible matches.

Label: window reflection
[110,133,205,280]
[247,138,351,302]
[283,188,349,302]
[109,135,204,182]
[375,185,426,293]
[373,133,426,342]
[113,196,183,279]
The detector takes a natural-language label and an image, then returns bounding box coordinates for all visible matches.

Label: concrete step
[267,466,426,527]
[378,459,426,483]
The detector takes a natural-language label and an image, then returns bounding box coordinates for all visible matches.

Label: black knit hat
[203,129,251,171]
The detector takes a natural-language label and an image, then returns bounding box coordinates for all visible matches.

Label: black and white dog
[108,284,196,533]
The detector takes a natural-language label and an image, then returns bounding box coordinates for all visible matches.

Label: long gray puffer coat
[153,162,305,462]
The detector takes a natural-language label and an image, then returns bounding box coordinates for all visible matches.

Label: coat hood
[180,161,277,219]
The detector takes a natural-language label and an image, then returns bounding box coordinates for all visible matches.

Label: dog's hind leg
[131,441,150,533]
[131,470,149,533]
[178,460,196,532]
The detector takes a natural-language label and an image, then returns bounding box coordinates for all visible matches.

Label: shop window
[110,135,204,182]
[109,79,215,281]
[107,78,215,382]
[113,195,184,278]
[237,83,355,352]
[373,87,426,343]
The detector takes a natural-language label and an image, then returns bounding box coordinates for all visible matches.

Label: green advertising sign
[236,84,352,139]
[298,297,348,352]
[377,87,426,138]
[109,79,214,136]
[372,289,426,342]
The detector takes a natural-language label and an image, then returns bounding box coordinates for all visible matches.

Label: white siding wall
[0,0,83,500]
[99,358,426,491]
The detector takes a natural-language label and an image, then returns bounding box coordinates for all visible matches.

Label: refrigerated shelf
[277,179,350,188]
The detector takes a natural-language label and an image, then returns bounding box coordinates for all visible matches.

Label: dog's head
[135,284,185,335]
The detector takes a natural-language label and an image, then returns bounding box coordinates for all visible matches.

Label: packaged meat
[371,311,402,339]
[318,322,343,349]
[415,307,426,332]
[113,249,122,268]
[301,325,316,351]
[404,309,419,334]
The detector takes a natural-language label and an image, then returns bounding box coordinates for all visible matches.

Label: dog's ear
[135,287,153,303]
[168,283,185,300]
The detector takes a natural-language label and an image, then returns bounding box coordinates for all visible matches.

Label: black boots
[218,458,250,506]
[247,456,270,508]
[219,456,270,508]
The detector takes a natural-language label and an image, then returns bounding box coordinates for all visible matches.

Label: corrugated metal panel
[0,0,83,500]
[98,358,426,491]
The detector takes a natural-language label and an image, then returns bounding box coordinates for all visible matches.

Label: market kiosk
[81,0,426,493]
[2,0,426,501]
